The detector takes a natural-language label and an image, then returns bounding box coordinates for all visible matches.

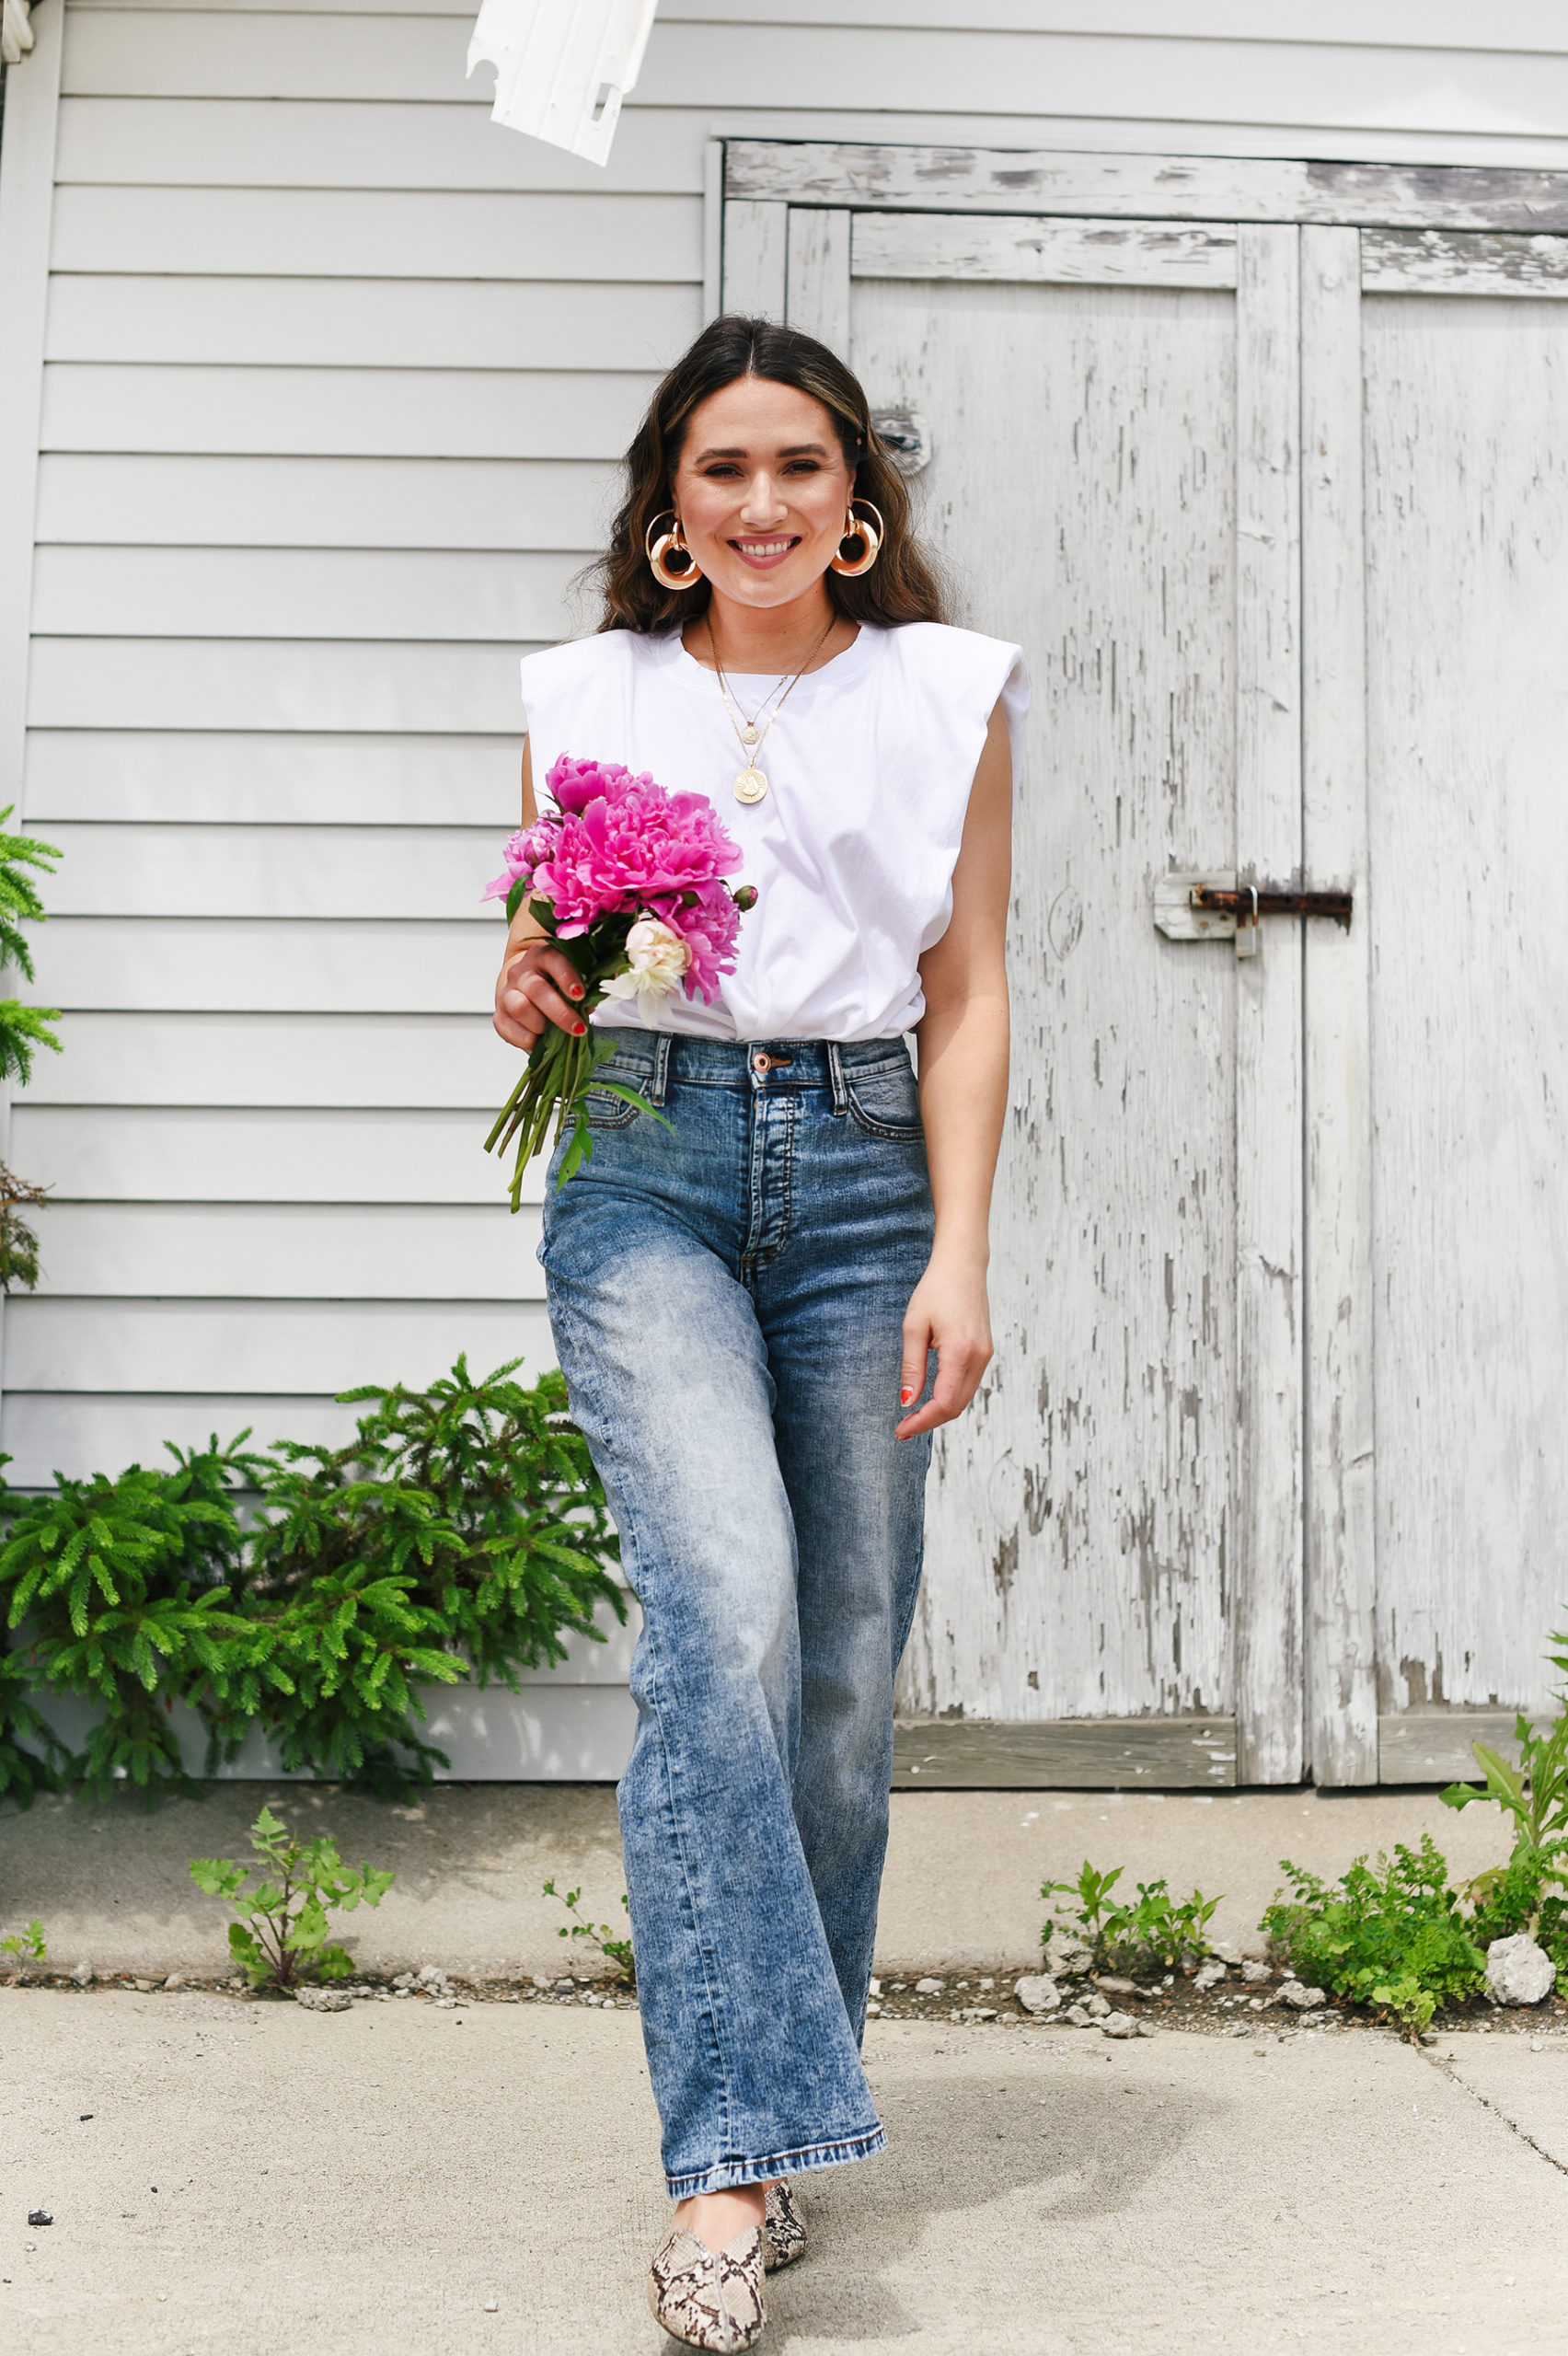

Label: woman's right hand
[493,933,590,1055]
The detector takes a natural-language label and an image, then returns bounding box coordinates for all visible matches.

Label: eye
[701,463,744,479]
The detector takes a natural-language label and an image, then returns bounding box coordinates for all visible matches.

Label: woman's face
[670,376,854,611]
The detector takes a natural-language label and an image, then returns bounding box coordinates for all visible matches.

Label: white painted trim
[726,140,1568,232]
[1,0,35,67]
[0,0,61,1442]
[1361,224,1568,293]
[1301,225,1378,1789]
[851,209,1238,287]
[702,135,723,318]
[0,0,60,814]
[1231,221,1306,1786]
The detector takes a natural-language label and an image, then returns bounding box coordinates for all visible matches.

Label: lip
[728,535,801,571]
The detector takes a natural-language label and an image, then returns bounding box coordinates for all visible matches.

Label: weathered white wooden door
[727,186,1306,1787]
[723,148,1568,1790]
[1301,225,1568,1785]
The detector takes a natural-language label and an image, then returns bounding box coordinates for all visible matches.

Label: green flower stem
[485,958,621,1211]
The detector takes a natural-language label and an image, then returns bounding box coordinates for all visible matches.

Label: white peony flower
[600,916,692,1015]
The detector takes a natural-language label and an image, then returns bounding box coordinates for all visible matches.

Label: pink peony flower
[494,762,743,945]
[543,753,639,815]
[663,878,742,1003]
[481,826,534,903]
[484,754,758,1203]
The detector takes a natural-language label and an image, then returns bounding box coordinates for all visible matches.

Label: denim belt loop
[651,1034,672,1107]
[826,1041,849,1116]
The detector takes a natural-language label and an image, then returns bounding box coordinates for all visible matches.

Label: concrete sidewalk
[3,1989,1565,2356]
[1,1781,1512,1981]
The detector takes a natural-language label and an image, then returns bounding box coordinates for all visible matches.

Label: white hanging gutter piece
[467,0,659,168]
[1,0,36,67]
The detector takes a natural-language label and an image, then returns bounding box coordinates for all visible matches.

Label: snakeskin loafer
[647,2222,767,2351]
[763,2181,807,2271]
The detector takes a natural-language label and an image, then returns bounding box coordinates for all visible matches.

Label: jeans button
[752,1052,768,1073]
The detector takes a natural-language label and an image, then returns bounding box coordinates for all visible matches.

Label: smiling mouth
[730,536,801,563]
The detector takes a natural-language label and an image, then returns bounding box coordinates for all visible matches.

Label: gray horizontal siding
[5,0,1561,1796]
[15,1106,540,1198]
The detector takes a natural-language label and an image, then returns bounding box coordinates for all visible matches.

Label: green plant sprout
[0,1919,46,1961]
[542,1877,635,1986]
[1262,1836,1485,2042]
[1044,1860,1219,1971]
[1439,1630,1568,1990]
[190,1806,394,1987]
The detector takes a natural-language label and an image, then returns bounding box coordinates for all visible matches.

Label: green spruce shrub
[0,1441,255,1796]
[0,1358,622,1803]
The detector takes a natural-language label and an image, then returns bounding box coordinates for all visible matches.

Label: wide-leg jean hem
[664,2123,888,2201]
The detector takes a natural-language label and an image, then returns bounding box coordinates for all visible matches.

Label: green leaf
[587,1080,674,1128]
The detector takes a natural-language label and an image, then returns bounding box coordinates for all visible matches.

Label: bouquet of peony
[484,753,756,1204]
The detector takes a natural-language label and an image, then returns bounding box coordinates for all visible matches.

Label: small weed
[1440,1631,1568,1992]
[0,1919,45,1961]
[1263,1835,1485,2041]
[1044,1860,1219,1972]
[190,1805,394,1988]
[542,1878,635,1986]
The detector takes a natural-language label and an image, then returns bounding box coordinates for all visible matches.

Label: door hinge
[1154,870,1353,959]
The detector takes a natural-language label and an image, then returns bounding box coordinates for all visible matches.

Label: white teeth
[736,539,792,556]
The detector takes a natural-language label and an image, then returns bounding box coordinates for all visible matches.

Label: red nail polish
[574,1022,587,1035]
[900,1387,916,1407]
[570,984,584,999]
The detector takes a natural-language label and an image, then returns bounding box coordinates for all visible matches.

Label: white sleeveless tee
[518,620,1029,1043]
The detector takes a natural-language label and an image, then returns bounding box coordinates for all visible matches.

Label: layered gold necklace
[706,614,836,804]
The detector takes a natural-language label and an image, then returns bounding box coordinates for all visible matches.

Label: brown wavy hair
[588,315,948,633]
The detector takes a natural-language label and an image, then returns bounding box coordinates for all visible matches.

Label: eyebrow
[690,442,833,461]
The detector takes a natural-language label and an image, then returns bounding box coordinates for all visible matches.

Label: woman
[493,317,1025,2351]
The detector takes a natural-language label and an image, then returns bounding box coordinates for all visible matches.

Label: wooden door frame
[718,140,1568,1790]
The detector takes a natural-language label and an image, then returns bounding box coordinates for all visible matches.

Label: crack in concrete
[1420,2042,1568,2177]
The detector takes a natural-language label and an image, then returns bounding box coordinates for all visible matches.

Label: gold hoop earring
[645,511,702,592]
[829,501,882,578]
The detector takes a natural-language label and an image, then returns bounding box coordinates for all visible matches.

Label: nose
[738,469,788,526]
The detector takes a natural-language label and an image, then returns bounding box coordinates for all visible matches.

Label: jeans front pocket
[844,1060,924,1141]
[585,1049,654,1130]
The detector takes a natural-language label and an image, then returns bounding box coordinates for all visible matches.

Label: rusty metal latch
[1153,870,1354,960]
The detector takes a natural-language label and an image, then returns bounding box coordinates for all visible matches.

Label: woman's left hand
[895,1253,993,1440]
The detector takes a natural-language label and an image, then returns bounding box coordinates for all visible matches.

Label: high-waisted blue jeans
[538,1034,935,2200]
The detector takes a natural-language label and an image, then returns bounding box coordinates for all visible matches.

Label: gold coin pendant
[739,722,761,745]
[733,767,768,805]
